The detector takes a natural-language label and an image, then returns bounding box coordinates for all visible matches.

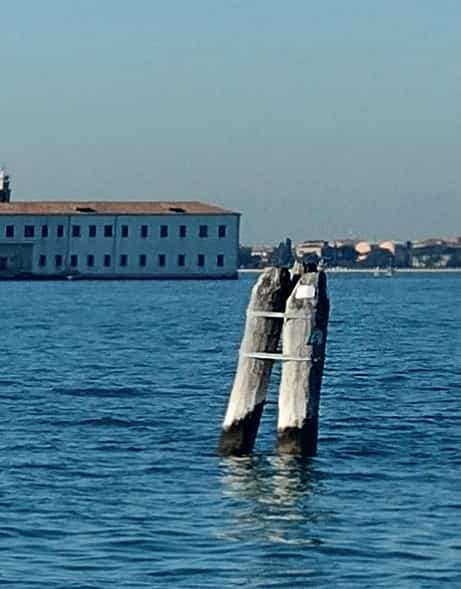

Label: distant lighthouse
[0,169,11,202]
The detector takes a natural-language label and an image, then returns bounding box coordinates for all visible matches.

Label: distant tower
[0,169,11,202]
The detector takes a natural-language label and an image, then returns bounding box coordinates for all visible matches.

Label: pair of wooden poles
[218,264,329,456]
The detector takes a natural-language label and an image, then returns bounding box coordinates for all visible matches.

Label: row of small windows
[4,223,227,239]
[39,254,225,268]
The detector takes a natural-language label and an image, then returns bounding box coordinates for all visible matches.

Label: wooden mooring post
[218,264,329,456]
[218,267,292,456]
[277,270,329,455]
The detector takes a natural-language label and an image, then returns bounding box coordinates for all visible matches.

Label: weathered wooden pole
[277,269,329,455]
[218,267,292,455]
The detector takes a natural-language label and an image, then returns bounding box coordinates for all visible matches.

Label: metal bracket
[242,352,311,362]
[248,311,310,320]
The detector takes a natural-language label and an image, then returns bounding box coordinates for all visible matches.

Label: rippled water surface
[1,273,460,588]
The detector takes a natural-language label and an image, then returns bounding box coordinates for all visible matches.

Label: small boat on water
[373,266,395,277]
[65,272,84,281]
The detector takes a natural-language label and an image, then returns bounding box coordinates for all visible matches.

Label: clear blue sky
[1,0,460,243]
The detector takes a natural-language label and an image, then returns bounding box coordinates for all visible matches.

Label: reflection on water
[218,455,327,545]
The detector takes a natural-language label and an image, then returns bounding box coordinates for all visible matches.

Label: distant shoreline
[239,267,461,274]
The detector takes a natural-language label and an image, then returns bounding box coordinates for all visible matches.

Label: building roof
[0,200,238,216]
[355,240,372,255]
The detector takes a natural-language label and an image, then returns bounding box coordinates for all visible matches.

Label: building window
[197,254,205,267]
[55,255,63,268]
[218,225,227,238]
[199,225,208,238]
[139,254,147,267]
[217,254,224,267]
[120,254,128,267]
[160,225,168,238]
[104,254,111,267]
[39,255,47,267]
[70,255,78,268]
[121,225,129,238]
[41,225,48,238]
[57,225,64,238]
[6,225,14,238]
[24,225,35,238]
[177,254,185,267]
[89,225,97,238]
[158,254,166,267]
[104,225,113,238]
[141,225,148,238]
[72,225,80,238]
[87,254,95,267]
[179,225,187,238]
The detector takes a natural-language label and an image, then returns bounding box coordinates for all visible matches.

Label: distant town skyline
[2,1,461,244]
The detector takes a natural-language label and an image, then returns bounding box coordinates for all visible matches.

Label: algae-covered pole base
[277,270,329,456]
[218,267,292,456]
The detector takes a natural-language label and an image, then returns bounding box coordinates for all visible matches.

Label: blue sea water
[1,272,460,588]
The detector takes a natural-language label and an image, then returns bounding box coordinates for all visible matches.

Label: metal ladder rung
[248,311,285,318]
[248,311,310,320]
[243,352,310,362]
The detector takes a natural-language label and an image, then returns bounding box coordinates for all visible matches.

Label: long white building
[0,200,240,279]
